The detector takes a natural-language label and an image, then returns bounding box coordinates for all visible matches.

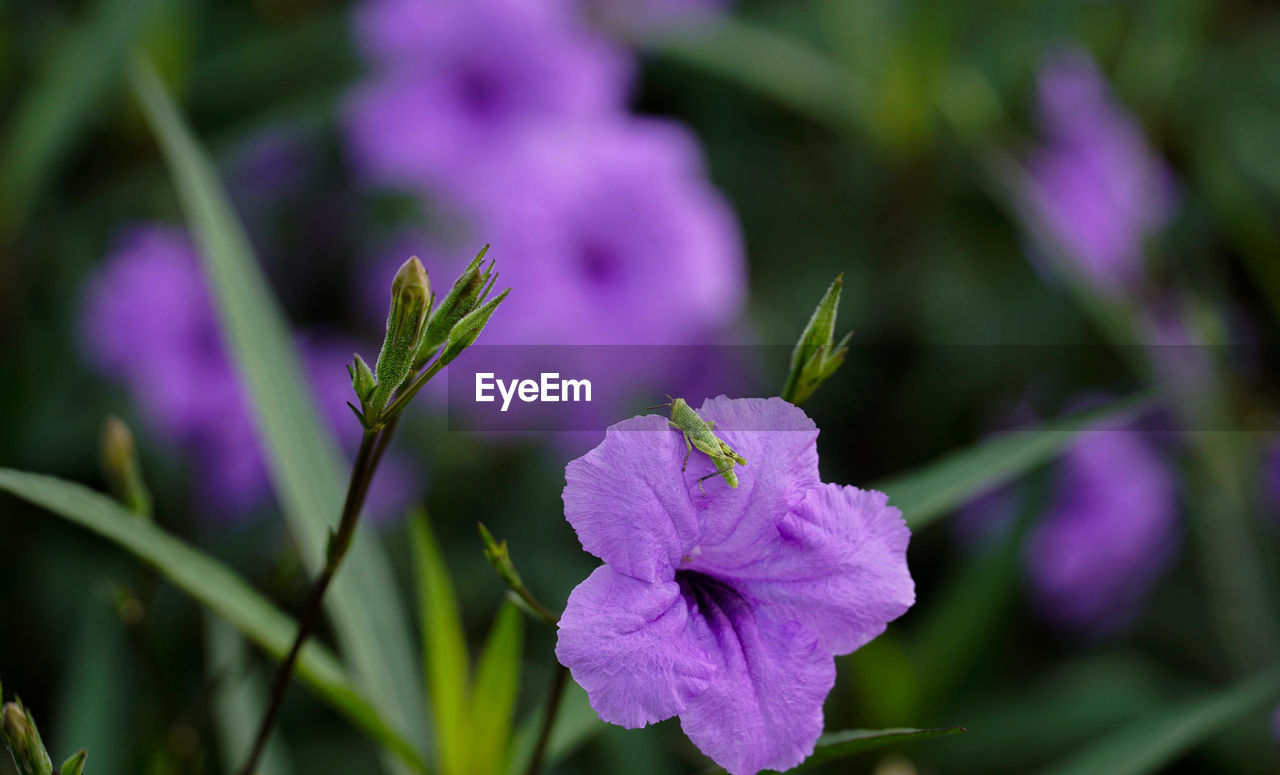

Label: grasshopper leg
[694,462,735,497]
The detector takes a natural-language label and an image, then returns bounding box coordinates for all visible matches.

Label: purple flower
[556,397,914,774]
[1025,49,1173,294]
[460,119,744,346]
[81,223,416,522]
[449,118,746,427]
[344,0,631,195]
[1026,427,1178,632]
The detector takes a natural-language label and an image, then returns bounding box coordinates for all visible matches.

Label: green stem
[524,663,570,775]
[237,427,382,775]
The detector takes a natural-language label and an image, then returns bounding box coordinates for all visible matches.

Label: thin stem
[237,428,382,775]
[510,582,560,629]
[525,663,570,775]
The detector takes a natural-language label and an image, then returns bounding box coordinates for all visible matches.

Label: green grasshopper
[651,396,747,496]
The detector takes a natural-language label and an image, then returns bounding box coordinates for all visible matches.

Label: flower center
[675,569,746,621]
[576,240,623,287]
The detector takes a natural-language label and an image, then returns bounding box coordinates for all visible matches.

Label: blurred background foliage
[2,0,1280,773]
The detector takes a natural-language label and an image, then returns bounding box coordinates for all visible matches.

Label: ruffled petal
[677,577,834,775]
[718,483,915,654]
[683,396,820,564]
[563,414,702,581]
[556,565,718,728]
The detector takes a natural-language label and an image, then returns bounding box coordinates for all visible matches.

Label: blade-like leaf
[1038,664,1280,775]
[127,57,426,768]
[410,512,470,775]
[508,681,599,775]
[53,597,129,775]
[204,614,296,775]
[0,468,427,774]
[878,394,1155,530]
[0,0,168,235]
[703,727,965,774]
[794,727,966,770]
[466,602,523,775]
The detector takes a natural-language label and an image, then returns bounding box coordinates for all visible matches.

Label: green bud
[100,416,152,519]
[2,701,53,775]
[478,523,520,588]
[781,274,852,405]
[347,353,376,403]
[368,257,433,414]
[417,244,492,365]
[439,288,510,366]
[59,750,87,775]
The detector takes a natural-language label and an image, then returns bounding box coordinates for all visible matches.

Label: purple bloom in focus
[1025,49,1173,294]
[556,397,914,775]
[81,223,416,522]
[344,0,631,195]
[1026,427,1178,632]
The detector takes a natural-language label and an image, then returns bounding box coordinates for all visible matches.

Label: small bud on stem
[100,416,152,519]
[2,699,54,775]
[417,245,494,367]
[478,523,559,627]
[368,257,433,414]
[781,274,852,405]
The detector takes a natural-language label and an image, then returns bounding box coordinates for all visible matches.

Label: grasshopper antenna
[644,394,676,412]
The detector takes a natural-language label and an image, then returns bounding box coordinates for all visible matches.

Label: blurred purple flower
[556,397,914,775]
[344,0,632,195]
[460,119,744,346]
[1025,49,1174,294]
[81,223,416,522]
[225,127,314,206]
[448,119,746,427]
[1026,427,1178,632]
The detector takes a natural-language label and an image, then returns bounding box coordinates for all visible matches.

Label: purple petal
[718,483,915,654]
[677,579,834,775]
[563,414,702,581]
[684,396,820,563]
[556,565,718,728]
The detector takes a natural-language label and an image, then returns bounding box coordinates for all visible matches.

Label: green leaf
[878,393,1155,530]
[466,602,524,775]
[648,17,864,132]
[52,598,129,775]
[0,0,169,235]
[410,512,470,775]
[703,727,965,774]
[792,727,966,770]
[203,614,295,775]
[126,57,426,769]
[0,468,427,774]
[1038,664,1280,775]
[508,681,599,775]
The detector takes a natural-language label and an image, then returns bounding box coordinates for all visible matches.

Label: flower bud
[368,257,432,413]
[347,354,376,404]
[438,288,510,366]
[60,750,87,775]
[2,701,53,775]
[417,245,493,366]
[782,274,851,405]
[100,416,152,519]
